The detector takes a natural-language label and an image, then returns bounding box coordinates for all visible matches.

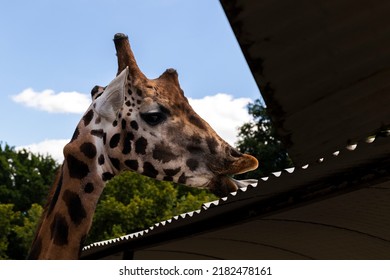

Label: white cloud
[16,139,69,163]
[189,93,252,146]
[12,88,90,114]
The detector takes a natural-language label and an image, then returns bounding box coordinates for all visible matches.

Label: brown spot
[50,214,69,246]
[109,133,121,148]
[102,172,114,181]
[83,109,94,127]
[62,190,87,226]
[163,167,181,177]
[91,129,107,145]
[186,158,199,171]
[178,173,189,184]
[125,160,138,171]
[142,162,158,178]
[70,127,80,142]
[135,137,148,154]
[98,154,105,165]
[130,120,139,130]
[80,142,97,159]
[109,156,120,170]
[47,172,63,217]
[91,129,104,138]
[67,155,90,179]
[189,114,207,130]
[187,144,203,154]
[84,183,94,193]
[206,137,219,154]
[191,134,202,144]
[152,144,178,163]
[163,176,173,181]
[122,132,134,154]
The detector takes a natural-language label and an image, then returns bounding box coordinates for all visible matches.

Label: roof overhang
[221,0,390,166]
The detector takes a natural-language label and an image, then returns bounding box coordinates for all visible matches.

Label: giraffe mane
[29,165,63,250]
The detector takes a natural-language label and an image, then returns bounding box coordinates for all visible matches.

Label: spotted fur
[67,155,90,179]
[62,190,87,226]
[50,214,69,246]
[80,142,97,159]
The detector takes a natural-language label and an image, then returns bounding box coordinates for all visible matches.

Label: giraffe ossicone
[28,33,258,259]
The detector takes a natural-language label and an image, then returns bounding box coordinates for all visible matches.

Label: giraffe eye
[140,112,167,126]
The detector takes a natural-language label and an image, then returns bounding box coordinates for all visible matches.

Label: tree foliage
[0,143,216,258]
[0,144,51,259]
[0,143,58,211]
[0,204,17,259]
[0,203,43,259]
[87,171,216,243]
[236,99,293,179]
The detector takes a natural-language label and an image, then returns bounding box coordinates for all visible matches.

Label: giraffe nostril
[230,148,243,158]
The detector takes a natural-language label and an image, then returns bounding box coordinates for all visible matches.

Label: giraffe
[28,33,258,259]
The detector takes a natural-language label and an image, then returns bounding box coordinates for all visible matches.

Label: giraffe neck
[28,148,113,259]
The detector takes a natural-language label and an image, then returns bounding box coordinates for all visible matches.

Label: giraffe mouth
[207,175,240,197]
[207,153,259,197]
[207,176,258,197]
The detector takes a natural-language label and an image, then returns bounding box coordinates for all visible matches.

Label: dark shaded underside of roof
[221,0,390,166]
[81,131,390,259]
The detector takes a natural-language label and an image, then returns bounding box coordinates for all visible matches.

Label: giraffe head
[67,34,258,197]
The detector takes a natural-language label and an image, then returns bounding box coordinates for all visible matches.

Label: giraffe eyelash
[140,111,167,126]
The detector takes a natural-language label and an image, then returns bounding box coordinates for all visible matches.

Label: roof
[221,0,390,166]
[82,131,390,259]
[80,0,390,259]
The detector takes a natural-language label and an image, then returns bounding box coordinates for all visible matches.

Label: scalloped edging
[82,128,390,252]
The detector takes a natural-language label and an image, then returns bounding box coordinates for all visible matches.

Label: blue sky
[0,0,260,161]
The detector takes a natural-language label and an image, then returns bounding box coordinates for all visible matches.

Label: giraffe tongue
[208,176,257,198]
[230,178,258,188]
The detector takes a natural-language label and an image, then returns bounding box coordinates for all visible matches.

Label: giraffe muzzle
[223,153,259,175]
[208,153,258,197]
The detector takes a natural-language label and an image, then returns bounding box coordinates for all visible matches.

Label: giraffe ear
[95,67,128,121]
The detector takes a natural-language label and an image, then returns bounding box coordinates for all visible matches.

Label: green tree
[10,203,43,259]
[87,171,216,244]
[236,99,293,179]
[0,143,58,211]
[0,143,57,259]
[0,204,17,259]
[0,203,43,260]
